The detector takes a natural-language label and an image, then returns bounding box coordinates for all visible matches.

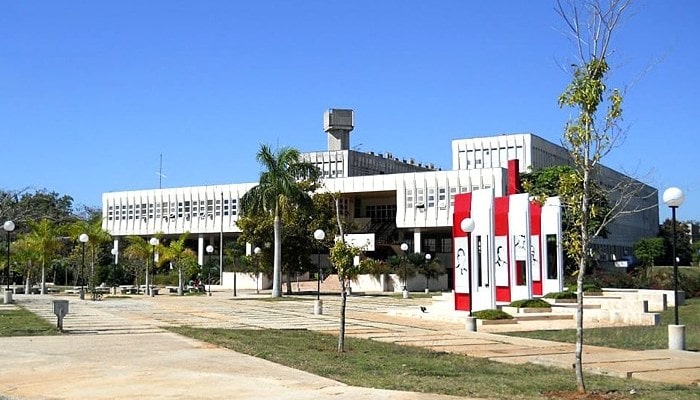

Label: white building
[102,110,658,283]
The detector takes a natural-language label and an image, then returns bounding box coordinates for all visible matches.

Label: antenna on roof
[157,153,167,189]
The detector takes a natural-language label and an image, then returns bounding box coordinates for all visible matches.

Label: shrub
[472,309,513,320]
[544,291,577,299]
[508,299,551,308]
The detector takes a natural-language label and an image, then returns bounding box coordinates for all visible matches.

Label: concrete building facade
[102,110,659,287]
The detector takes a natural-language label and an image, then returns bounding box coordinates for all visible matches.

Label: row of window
[107,198,238,222]
[405,185,491,210]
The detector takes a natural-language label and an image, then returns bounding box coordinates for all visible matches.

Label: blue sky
[1,1,698,222]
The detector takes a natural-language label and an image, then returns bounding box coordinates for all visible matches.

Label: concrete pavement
[1,289,698,399]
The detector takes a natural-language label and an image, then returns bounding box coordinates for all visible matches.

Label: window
[406,189,413,208]
[427,188,435,208]
[547,234,558,279]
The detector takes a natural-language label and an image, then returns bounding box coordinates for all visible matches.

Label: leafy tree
[0,188,75,226]
[240,144,320,297]
[633,237,664,283]
[10,235,40,292]
[68,214,113,291]
[122,236,154,290]
[157,232,196,296]
[328,238,362,352]
[522,165,610,272]
[658,218,692,265]
[24,219,64,294]
[555,0,647,393]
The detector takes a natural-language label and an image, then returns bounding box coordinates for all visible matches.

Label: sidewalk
[1,290,698,400]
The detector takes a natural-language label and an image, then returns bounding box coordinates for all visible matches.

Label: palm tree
[241,144,319,297]
[25,219,63,294]
[68,217,113,292]
[122,236,153,292]
[158,232,196,296]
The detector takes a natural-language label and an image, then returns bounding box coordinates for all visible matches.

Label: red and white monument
[452,160,564,312]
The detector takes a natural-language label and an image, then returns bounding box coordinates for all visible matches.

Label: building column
[198,234,205,265]
[413,231,422,253]
[113,239,119,264]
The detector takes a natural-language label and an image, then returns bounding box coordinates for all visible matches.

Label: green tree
[658,218,692,265]
[158,232,196,296]
[522,165,611,272]
[122,236,154,290]
[555,0,638,393]
[24,219,64,294]
[68,214,113,292]
[240,144,320,297]
[328,238,362,352]
[633,237,664,284]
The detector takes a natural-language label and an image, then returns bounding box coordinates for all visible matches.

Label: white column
[198,234,205,265]
[413,231,422,253]
[113,239,119,264]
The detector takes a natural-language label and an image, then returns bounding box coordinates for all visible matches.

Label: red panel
[495,287,511,303]
[530,201,543,295]
[494,197,509,236]
[533,281,543,296]
[508,159,521,195]
[455,293,471,311]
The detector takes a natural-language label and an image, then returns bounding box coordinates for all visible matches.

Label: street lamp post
[313,229,325,315]
[663,187,686,350]
[400,242,409,299]
[253,247,261,294]
[424,253,432,293]
[149,237,159,297]
[111,248,118,295]
[206,245,214,296]
[3,220,15,304]
[79,234,89,300]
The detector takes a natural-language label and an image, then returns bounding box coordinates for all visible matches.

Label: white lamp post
[400,242,409,298]
[313,229,325,315]
[149,237,159,297]
[206,244,214,296]
[253,247,261,294]
[3,220,15,304]
[424,253,432,293]
[111,248,118,295]
[79,234,89,300]
[663,187,685,350]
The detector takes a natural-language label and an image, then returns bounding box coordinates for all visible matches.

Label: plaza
[1,291,698,400]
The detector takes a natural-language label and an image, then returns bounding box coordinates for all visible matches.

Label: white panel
[454,237,469,293]
[494,236,508,286]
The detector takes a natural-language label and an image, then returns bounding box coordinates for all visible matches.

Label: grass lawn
[505,298,700,351]
[169,327,698,400]
[0,306,59,336]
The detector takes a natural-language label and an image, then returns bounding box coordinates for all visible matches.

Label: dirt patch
[545,390,630,400]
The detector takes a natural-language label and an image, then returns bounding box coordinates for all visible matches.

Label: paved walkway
[1,290,698,399]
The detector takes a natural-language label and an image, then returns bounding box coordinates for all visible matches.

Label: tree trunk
[285,270,292,294]
[177,265,183,296]
[272,208,282,297]
[41,261,46,295]
[575,257,587,393]
[338,279,347,352]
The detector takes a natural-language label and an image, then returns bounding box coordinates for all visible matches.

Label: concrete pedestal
[3,290,12,304]
[668,324,686,350]
[314,299,323,315]
[465,316,477,332]
[402,289,409,299]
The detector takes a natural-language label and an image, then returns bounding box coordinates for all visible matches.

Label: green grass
[169,327,698,399]
[506,298,700,351]
[0,306,59,336]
